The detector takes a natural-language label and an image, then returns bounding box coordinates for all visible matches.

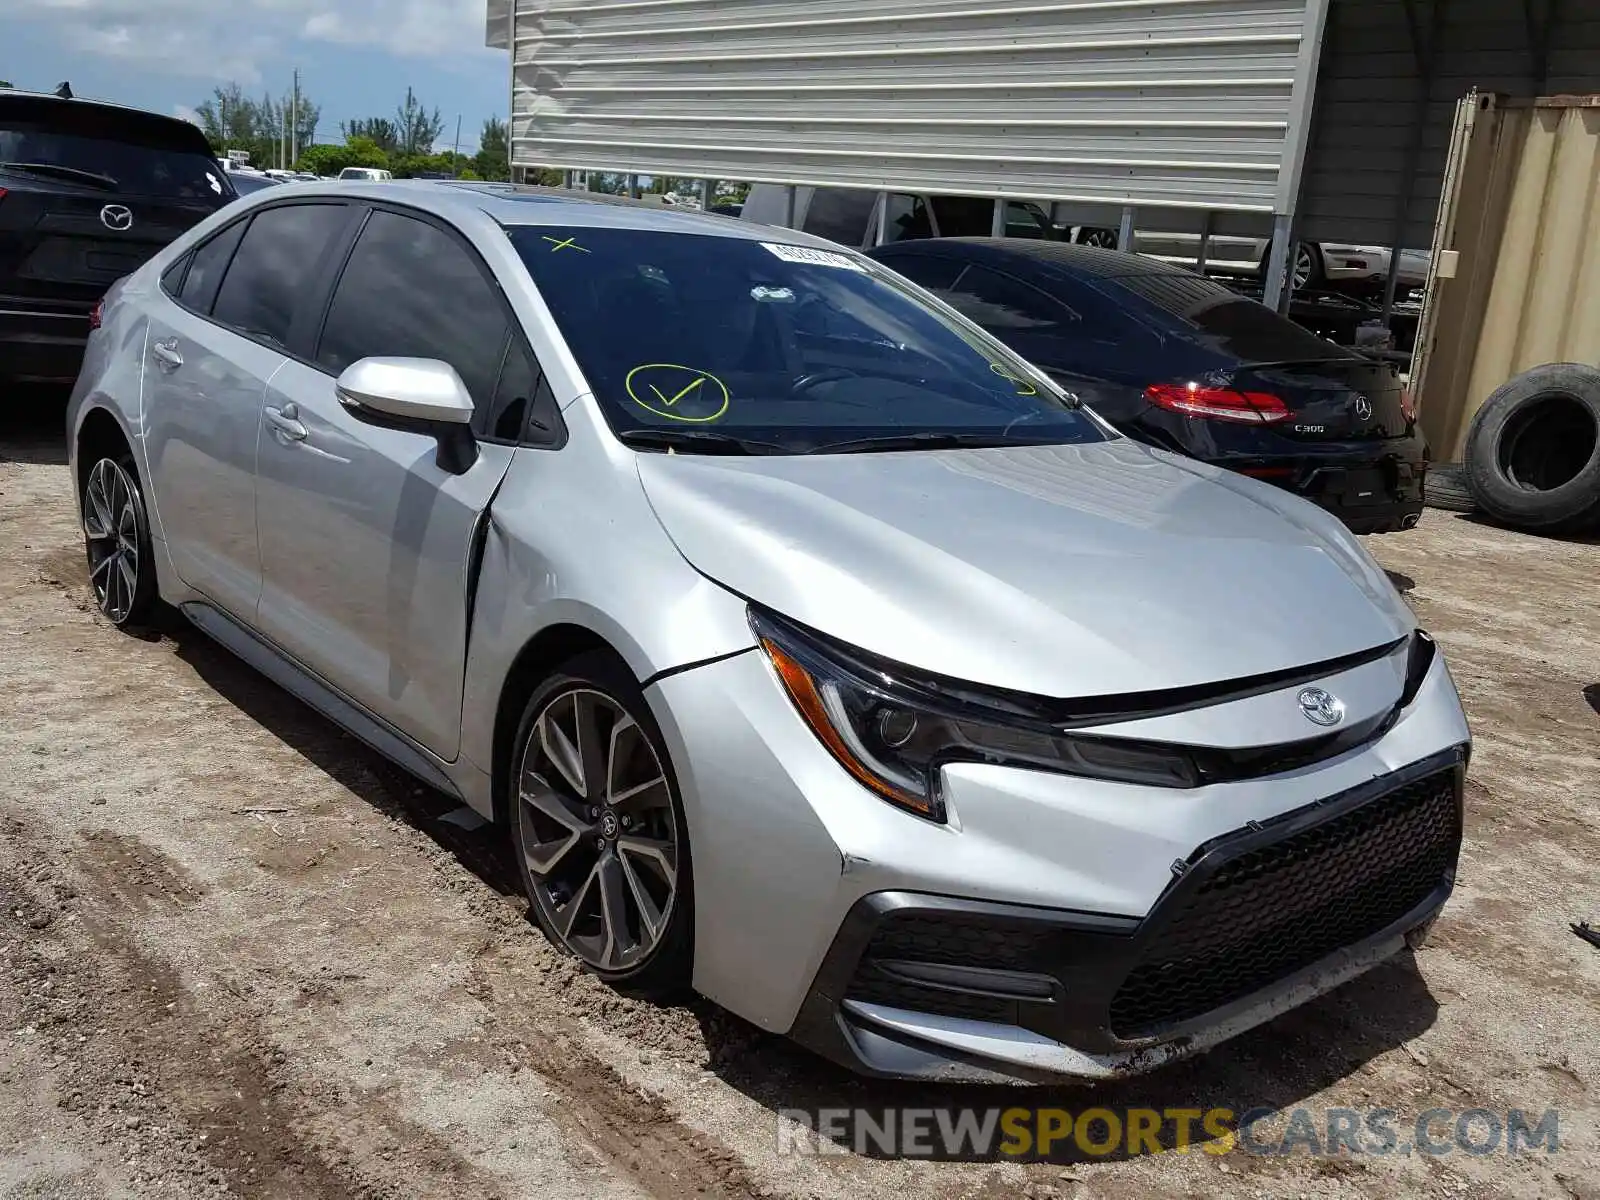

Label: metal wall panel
[1412,96,1600,461]
[500,0,1314,212]
[1298,0,1600,248]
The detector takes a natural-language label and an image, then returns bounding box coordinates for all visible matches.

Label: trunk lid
[1232,358,1410,441]
[0,94,232,304]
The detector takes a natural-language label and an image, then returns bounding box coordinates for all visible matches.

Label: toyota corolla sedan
[67,182,1469,1084]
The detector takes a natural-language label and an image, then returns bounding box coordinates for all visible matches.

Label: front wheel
[509,653,693,995]
[81,455,159,629]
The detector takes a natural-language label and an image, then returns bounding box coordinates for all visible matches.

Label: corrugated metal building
[489,0,1600,303]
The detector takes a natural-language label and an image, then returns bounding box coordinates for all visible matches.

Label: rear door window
[879,254,966,292]
[314,209,510,415]
[211,204,350,349]
[176,220,246,314]
[943,265,1078,332]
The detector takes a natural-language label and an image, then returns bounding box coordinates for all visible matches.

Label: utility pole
[452,114,462,169]
[290,68,300,169]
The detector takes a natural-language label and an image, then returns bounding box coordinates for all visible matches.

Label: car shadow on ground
[165,613,1444,1165]
[0,387,71,466]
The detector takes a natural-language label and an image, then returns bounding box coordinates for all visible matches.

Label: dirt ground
[1,394,1596,1200]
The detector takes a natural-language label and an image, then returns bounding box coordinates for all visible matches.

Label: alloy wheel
[83,458,143,625]
[1293,243,1316,292]
[1083,228,1118,249]
[516,687,679,973]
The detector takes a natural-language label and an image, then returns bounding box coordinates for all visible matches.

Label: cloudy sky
[3,0,507,152]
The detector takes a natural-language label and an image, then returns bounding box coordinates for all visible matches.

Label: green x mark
[649,377,705,408]
[542,236,588,253]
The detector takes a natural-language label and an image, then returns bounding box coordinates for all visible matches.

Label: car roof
[0,89,212,146]
[230,179,850,249]
[871,236,1197,283]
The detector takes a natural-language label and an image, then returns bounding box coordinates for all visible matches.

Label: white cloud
[9,0,495,84]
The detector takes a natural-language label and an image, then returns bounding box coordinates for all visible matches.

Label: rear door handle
[264,403,307,442]
[151,339,183,368]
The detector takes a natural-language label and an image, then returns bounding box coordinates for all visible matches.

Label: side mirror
[335,357,478,474]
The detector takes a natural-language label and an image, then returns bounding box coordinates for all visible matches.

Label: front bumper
[790,751,1461,1083]
[647,642,1470,1082]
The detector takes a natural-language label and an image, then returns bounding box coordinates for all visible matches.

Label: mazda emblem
[100,204,134,232]
[1298,687,1346,727]
[1353,394,1373,422]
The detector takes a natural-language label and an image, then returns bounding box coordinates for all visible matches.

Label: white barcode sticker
[760,242,868,272]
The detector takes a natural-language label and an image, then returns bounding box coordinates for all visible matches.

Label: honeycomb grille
[1109,769,1459,1039]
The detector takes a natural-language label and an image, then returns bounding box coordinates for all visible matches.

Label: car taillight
[88,299,104,331]
[1144,382,1291,424]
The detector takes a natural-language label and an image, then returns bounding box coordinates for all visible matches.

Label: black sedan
[867,238,1426,535]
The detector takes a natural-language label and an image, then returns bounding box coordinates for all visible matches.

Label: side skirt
[180,600,464,800]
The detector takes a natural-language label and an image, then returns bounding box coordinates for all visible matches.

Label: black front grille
[1109,768,1460,1039]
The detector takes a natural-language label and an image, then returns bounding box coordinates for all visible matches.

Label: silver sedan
[67,181,1470,1084]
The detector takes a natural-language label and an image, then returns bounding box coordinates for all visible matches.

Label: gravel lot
[2,394,1596,1200]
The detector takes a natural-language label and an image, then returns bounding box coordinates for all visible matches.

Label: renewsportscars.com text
[776,1106,1561,1161]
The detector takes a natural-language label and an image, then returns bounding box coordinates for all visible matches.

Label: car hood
[635,439,1414,697]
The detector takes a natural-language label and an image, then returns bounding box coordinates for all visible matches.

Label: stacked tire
[1457,363,1600,535]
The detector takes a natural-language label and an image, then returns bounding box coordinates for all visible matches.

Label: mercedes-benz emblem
[1298,687,1346,727]
[100,204,134,231]
[1353,394,1373,421]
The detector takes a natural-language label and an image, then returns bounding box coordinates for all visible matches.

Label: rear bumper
[789,750,1464,1083]
[0,300,92,382]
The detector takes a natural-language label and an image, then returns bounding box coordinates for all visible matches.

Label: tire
[1256,241,1323,292]
[1079,227,1118,249]
[1462,363,1600,533]
[80,454,160,630]
[508,651,693,996]
[1424,463,1475,513]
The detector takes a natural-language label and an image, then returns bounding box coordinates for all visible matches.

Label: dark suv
[1,89,235,384]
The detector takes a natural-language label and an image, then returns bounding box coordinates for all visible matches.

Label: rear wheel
[81,455,159,629]
[1079,227,1118,249]
[509,653,693,995]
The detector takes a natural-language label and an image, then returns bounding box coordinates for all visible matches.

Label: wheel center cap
[598,811,619,839]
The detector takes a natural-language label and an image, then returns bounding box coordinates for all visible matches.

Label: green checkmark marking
[649,378,704,408]
[624,363,732,423]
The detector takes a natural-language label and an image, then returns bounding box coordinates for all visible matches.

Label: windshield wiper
[0,161,120,191]
[808,431,1033,455]
[617,428,794,456]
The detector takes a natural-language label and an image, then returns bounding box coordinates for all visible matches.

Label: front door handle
[151,338,183,368]
[264,403,307,442]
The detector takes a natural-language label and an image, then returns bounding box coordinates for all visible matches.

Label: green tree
[196,82,319,170]
[340,117,399,156]
[0,80,13,90]
[295,136,388,177]
[472,116,509,182]
[395,87,445,156]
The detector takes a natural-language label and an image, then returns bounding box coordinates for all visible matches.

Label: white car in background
[338,166,394,181]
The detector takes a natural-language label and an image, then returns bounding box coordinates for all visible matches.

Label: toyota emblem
[100,204,134,231]
[1298,687,1346,727]
[1353,394,1373,421]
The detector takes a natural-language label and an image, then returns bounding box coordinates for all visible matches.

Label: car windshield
[0,127,231,201]
[509,225,1108,453]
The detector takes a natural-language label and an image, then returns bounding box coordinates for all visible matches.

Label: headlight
[750,608,1201,822]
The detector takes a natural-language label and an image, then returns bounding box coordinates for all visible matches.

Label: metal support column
[991,198,1006,238]
[698,178,712,211]
[1266,0,1332,312]
[1117,207,1136,251]
[626,173,640,199]
[1195,213,1214,275]
[1263,215,1296,312]
[872,192,889,246]
[783,185,798,230]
